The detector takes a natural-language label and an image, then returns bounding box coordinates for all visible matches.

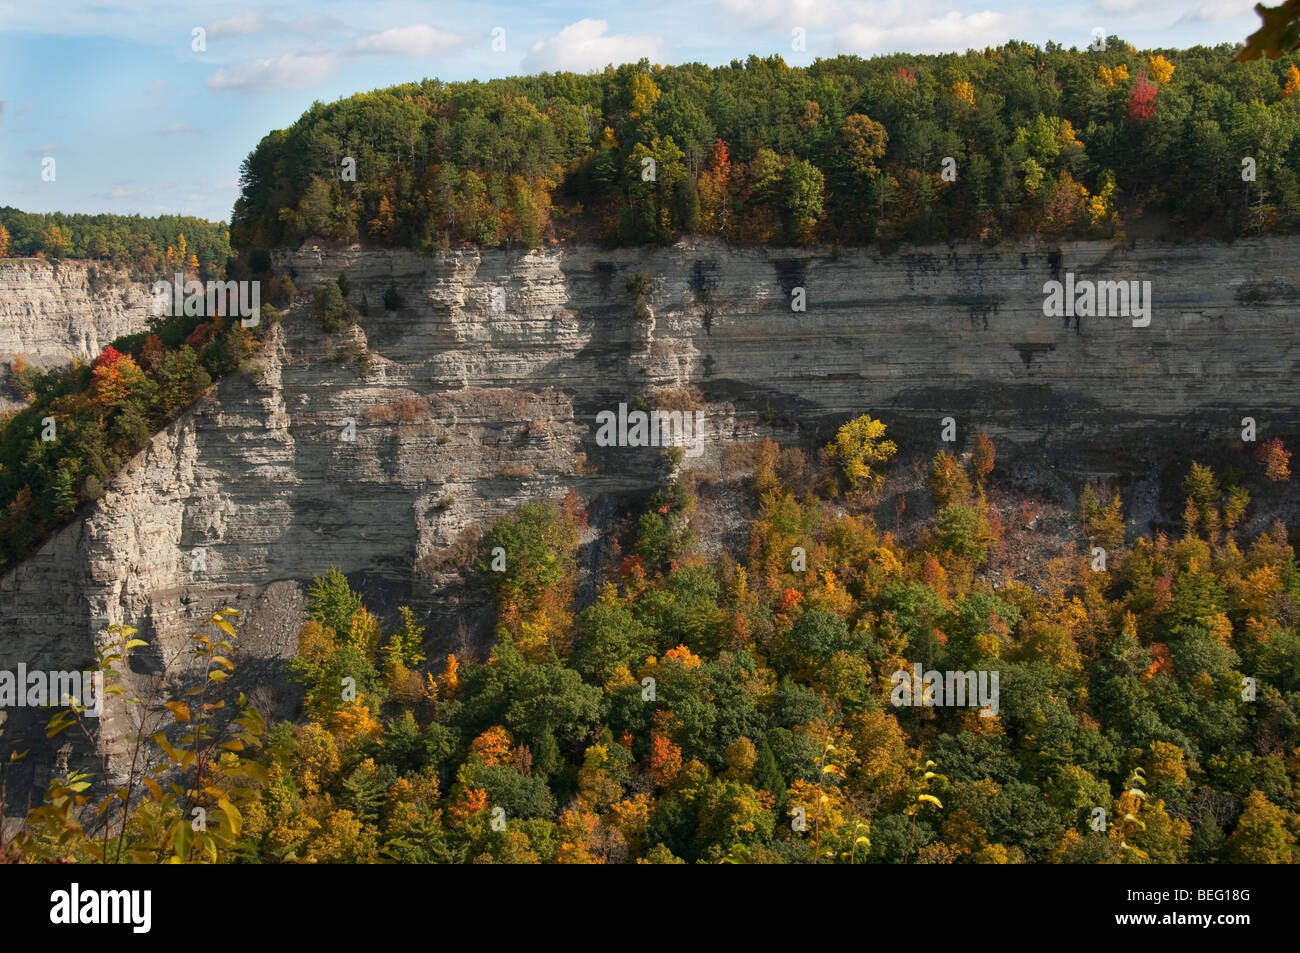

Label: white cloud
[30,142,65,154]
[717,0,930,30]
[837,9,1019,55]
[1177,0,1255,23]
[207,13,269,39]
[157,122,199,135]
[522,19,662,72]
[352,24,473,57]
[207,11,348,39]
[719,0,826,22]
[207,52,339,92]
[1094,0,1252,23]
[288,14,349,36]
[0,1,350,44]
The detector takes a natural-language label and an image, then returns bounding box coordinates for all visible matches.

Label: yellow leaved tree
[1099,63,1130,88]
[1146,55,1175,85]
[1284,64,1300,98]
[829,414,898,494]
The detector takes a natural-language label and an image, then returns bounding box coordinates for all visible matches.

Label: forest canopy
[231,41,1300,255]
[9,424,1300,864]
[0,208,230,281]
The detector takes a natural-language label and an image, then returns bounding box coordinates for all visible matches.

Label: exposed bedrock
[1,236,1296,803]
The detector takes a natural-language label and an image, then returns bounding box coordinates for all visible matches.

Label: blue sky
[0,0,1263,223]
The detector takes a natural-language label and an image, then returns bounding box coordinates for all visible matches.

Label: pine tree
[51,465,78,518]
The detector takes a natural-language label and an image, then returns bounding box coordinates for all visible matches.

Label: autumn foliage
[1255,438,1292,482]
[1127,68,1158,122]
[10,434,1300,865]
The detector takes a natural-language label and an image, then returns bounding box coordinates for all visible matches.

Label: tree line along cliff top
[0,208,229,281]
[229,42,1300,257]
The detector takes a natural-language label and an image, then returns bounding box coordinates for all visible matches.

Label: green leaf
[1238,0,1300,60]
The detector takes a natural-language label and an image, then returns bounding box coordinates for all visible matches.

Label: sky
[0,0,1265,224]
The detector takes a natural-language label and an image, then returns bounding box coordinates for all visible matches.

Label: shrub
[933,504,993,563]
[929,451,973,507]
[319,281,363,333]
[383,282,403,311]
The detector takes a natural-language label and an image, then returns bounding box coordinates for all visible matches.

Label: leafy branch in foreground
[1,610,265,864]
[1238,0,1300,60]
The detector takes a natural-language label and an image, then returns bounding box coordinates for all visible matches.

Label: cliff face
[0,259,153,405]
[1,236,1297,800]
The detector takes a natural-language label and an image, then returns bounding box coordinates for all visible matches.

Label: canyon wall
[1,236,1297,801]
[0,258,153,400]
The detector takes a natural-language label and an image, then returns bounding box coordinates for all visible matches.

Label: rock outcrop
[1,236,1297,803]
[0,259,153,405]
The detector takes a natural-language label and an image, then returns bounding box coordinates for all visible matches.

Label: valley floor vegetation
[3,419,1298,864]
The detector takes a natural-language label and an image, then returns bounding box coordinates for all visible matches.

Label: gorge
[1,234,1297,804]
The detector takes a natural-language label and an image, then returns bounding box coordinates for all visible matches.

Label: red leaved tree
[1128,68,1158,122]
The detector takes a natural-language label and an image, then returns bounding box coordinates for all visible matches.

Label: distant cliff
[1,236,1297,802]
[0,259,152,368]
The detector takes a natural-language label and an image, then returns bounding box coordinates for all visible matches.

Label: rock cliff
[1,236,1297,802]
[0,258,153,409]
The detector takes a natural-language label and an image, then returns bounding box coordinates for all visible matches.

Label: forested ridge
[0,208,229,280]
[231,41,1300,255]
[6,421,1300,864]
